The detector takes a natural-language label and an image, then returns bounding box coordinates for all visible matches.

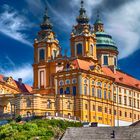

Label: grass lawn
[0,119,82,140]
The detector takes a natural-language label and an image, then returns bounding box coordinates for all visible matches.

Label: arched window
[84,86,87,95]
[53,50,57,59]
[104,90,107,99]
[76,43,82,55]
[39,49,45,61]
[92,87,95,96]
[73,86,76,96]
[60,88,63,94]
[90,45,94,56]
[97,89,102,98]
[26,98,31,108]
[66,87,70,94]
[47,100,51,109]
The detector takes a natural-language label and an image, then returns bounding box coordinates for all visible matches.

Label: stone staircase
[61,126,140,140]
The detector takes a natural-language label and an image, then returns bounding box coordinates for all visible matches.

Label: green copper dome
[95,31,118,51]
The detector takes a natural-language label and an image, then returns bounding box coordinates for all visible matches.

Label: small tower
[70,0,97,61]
[33,7,60,92]
[94,12,104,32]
[94,12,118,69]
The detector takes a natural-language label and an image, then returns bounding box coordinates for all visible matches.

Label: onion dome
[40,7,53,30]
[96,32,118,52]
[76,0,89,24]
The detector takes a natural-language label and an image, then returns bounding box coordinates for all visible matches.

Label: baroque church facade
[0,1,140,126]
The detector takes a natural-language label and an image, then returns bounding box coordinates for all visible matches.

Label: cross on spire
[40,6,53,30]
[81,0,84,8]
[76,0,89,24]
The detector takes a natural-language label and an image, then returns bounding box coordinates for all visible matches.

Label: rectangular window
[104,90,107,99]
[108,91,111,100]
[103,55,108,65]
[119,95,122,104]
[72,86,76,96]
[125,112,127,117]
[98,106,102,112]
[109,109,112,114]
[93,105,95,111]
[124,96,127,105]
[137,100,140,109]
[85,104,88,110]
[114,110,116,115]
[134,99,136,108]
[92,87,95,96]
[84,86,87,95]
[129,97,132,107]
[114,57,117,66]
[97,89,102,98]
[40,71,44,87]
[114,95,116,103]
[105,107,107,113]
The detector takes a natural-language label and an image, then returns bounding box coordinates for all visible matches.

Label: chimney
[18,78,22,85]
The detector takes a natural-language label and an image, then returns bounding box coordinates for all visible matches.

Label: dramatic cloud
[0,55,33,85]
[106,0,140,59]
[3,64,33,85]
[0,4,32,46]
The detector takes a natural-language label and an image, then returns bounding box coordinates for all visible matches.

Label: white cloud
[106,1,140,59]
[4,64,33,85]
[0,4,32,46]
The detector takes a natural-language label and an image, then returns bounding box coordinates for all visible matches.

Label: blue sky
[0,0,140,86]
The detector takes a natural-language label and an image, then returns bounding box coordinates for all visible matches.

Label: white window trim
[38,69,46,88]
[102,54,109,66]
[38,47,46,62]
[75,42,84,56]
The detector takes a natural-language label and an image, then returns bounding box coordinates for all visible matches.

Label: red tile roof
[72,59,94,70]
[72,59,140,90]
[0,74,32,93]
[102,67,140,90]
[14,80,32,93]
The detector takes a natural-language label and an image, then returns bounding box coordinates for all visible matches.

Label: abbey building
[0,1,140,126]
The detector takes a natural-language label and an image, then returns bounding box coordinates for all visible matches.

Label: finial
[40,6,53,30]
[81,0,84,8]
[97,10,101,19]
[94,10,103,25]
[76,0,89,24]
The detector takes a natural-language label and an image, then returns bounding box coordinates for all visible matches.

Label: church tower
[70,1,97,61]
[33,8,60,93]
[94,13,118,69]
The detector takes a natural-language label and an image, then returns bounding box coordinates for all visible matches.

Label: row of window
[39,49,58,61]
[83,80,111,88]
[60,86,76,96]
[114,87,140,98]
[103,55,117,66]
[84,104,140,120]
[84,86,112,99]
[59,79,77,86]
[114,95,140,109]
[76,43,94,56]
